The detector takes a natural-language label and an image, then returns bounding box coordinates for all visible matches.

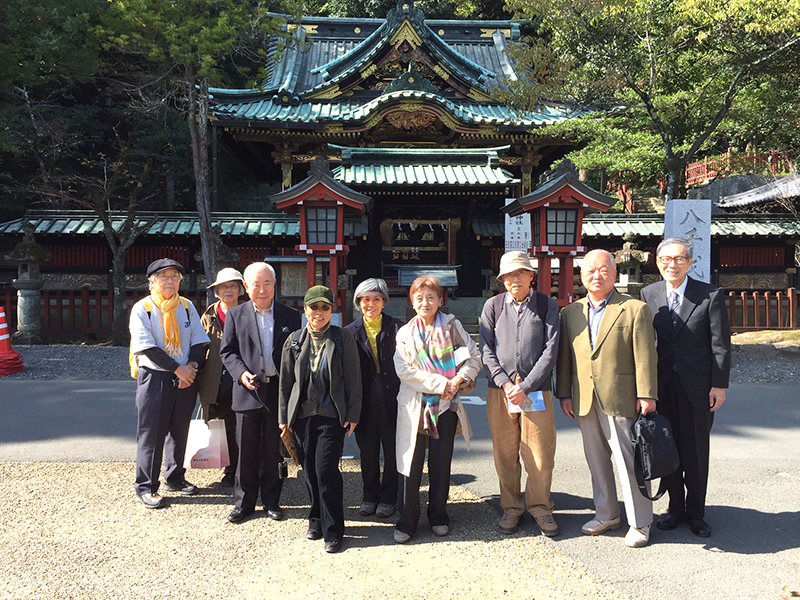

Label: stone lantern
[4,222,52,344]
[613,232,651,299]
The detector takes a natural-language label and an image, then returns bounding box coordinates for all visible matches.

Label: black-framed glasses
[657,255,689,265]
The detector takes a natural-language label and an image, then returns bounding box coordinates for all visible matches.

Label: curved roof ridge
[305,1,496,98]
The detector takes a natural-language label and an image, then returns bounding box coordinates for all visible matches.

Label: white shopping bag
[184,418,230,470]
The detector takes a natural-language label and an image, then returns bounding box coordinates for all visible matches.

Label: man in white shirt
[220,262,301,523]
[129,258,210,509]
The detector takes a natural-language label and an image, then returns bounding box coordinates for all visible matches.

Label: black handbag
[630,410,680,501]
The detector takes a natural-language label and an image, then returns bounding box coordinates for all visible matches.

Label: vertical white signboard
[505,198,531,253]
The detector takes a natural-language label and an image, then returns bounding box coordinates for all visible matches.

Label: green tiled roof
[210,89,582,128]
[0,211,366,238]
[582,214,800,238]
[472,214,800,238]
[207,7,588,128]
[330,145,518,185]
[334,163,516,185]
[213,12,522,104]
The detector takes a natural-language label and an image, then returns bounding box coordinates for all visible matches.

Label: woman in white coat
[393,277,481,543]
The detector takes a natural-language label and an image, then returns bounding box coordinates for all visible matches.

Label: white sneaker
[431,525,449,536]
[625,525,651,548]
[393,529,411,544]
[581,516,621,535]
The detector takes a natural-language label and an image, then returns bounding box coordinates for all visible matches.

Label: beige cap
[497,251,535,280]
[208,267,244,289]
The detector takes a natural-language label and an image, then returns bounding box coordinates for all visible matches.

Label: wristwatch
[189,361,199,369]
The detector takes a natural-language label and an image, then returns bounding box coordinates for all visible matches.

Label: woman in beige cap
[197,267,245,487]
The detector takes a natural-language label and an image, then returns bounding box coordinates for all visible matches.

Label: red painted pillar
[306,254,316,289]
[329,253,340,316]
[537,255,552,298]
[558,255,574,307]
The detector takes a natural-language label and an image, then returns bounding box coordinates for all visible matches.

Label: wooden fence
[726,288,797,332]
[1,289,208,338]
[685,150,797,187]
[2,287,798,338]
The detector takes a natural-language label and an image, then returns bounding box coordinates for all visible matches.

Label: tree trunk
[188,75,217,299]
[665,156,687,202]
[110,251,129,346]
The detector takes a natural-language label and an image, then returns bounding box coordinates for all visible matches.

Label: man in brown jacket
[556,249,658,548]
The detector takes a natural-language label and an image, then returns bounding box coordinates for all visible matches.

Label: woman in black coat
[345,278,402,519]
[278,285,361,554]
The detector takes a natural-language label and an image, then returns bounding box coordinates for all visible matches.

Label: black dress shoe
[306,527,323,540]
[324,539,342,553]
[227,507,254,523]
[656,513,685,531]
[220,473,235,487]
[689,518,712,537]
[163,479,199,496]
[265,506,284,521]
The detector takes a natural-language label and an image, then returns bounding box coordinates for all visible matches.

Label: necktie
[669,291,680,325]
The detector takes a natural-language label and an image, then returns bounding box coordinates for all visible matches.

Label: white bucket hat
[209,267,245,289]
[497,251,535,280]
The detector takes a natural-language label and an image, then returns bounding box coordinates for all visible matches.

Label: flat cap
[147,258,185,278]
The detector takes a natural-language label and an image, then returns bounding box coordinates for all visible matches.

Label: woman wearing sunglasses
[278,285,362,553]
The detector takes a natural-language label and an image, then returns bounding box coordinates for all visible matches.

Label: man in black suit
[640,237,731,538]
[220,262,301,523]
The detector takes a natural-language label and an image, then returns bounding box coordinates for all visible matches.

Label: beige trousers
[576,400,653,529]
[486,386,556,517]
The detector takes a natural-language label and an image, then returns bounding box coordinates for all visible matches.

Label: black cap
[146,258,185,278]
[303,285,334,306]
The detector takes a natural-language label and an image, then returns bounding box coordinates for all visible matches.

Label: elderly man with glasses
[640,238,731,538]
[556,249,659,547]
[129,258,210,509]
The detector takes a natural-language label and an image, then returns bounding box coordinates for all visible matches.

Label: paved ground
[1,377,798,600]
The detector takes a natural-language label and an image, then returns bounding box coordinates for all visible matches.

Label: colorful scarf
[151,290,181,358]
[410,312,456,438]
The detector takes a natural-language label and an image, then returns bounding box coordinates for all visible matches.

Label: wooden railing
[1,289,208,339]
[726,288,797,331]
[686,150,796,187]
[2,287,798,338]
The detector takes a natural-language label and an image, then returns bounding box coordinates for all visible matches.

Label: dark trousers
[355,382,398,505]
[294,415,346,543]
[134,367,197,495]
[215,388,239,477]
[234,380,283,511]
[397,409,458,535]
[661,370,714,520]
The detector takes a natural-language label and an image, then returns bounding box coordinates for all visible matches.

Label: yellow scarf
[363,314,382,373]
[151,290,181,357]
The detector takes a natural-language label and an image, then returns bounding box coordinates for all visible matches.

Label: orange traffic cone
[0,306,24,376]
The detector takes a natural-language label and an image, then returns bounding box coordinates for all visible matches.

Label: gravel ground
[1,461,623,600]
[1,341,795,599]
[3,341,797,383]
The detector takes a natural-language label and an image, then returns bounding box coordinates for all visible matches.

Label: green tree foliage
[98,0,288,288]
[504,0,800,200]
[0,0,102,214]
